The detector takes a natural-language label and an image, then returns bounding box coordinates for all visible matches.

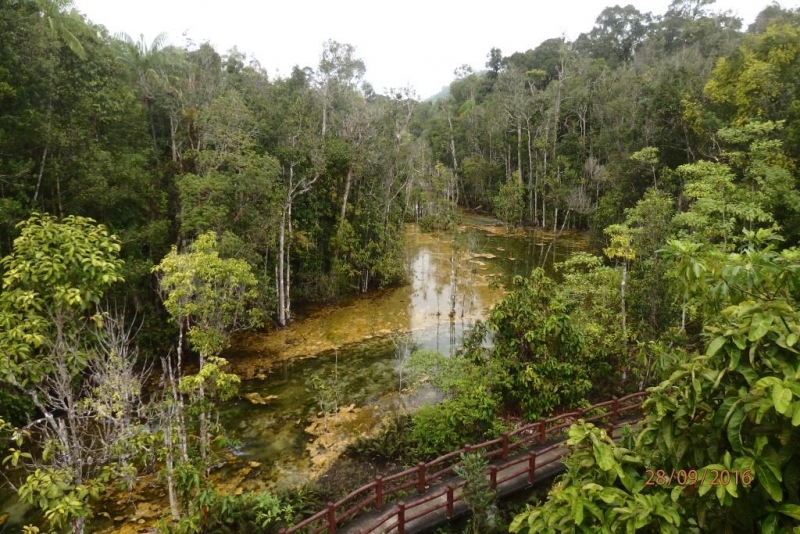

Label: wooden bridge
[279,391,648,534]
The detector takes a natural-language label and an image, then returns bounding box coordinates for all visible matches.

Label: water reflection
[221,218,587,490]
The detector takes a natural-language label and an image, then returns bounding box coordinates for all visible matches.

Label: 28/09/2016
[645,468,753,487]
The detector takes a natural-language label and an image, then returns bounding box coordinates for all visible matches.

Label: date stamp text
[645,469,753,487]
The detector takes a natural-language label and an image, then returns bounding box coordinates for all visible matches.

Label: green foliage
[512,228,800,533]
[488,269,593,418]
[154,231,262,357]
[510,423,685,533]
[0,214,124,385]
[163,489,294,534]
[406,349,507,458]
[493,179,525,229]
[454,451,498,534]
[350,413,415,463]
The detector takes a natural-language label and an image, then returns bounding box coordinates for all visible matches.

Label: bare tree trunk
[169,114,180,164]
[55,172,63,219]
[321,82,329,137]
[621,260,628,360]
[34,146,47,203]
[526,123,534,224]
[175,321,188,462]
[339,166,353,235]
[198,351,208,473]
[517,120,523,183]
[277,207,287,327]
[286,200,293,322]
[160,356,181,521]
[445,107,458,172]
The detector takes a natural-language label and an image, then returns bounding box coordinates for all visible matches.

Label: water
[0,216,587,526]
[219,217,587,490]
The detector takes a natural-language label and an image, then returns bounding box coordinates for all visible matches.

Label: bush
[493,179,525,229]
[411,388,506,458]
[163,489,293,534]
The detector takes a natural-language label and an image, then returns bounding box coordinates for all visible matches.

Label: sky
[72,0,796,99]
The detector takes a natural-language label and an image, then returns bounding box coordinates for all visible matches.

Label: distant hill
[425,85,450,103]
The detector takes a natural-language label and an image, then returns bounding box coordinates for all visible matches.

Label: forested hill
[2,0,800,336]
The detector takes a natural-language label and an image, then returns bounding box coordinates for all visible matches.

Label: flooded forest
[3,1,800,533]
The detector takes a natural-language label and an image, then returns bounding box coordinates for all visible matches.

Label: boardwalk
[279,391,647,534]
[341,430,582,534]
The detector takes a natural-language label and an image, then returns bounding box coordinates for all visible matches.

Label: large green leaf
[706,335,726,357]
[755,458,784,502]
[772,384,792,415]
[726,409,744,452]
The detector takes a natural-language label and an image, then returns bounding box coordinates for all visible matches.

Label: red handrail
[278,391,648,534]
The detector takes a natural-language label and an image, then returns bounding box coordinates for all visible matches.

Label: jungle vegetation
[2,0,800,532]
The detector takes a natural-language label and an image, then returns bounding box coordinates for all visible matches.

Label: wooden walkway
[279,391,647,534]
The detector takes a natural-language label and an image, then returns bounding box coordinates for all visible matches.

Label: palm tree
[26,0,89,58]
[115,32,174,150]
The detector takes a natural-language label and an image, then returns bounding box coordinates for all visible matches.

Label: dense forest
[3,0,800,532]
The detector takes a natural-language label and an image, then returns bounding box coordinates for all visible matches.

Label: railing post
[539,421,546,444]
[608,396,619,434]
[397,502,406,534]
[446,486,454,518]
[528,451,536,484]
[327,502,336,534]
[375,475,383,511]
[417,461,426,493]
[502,433,509,460]
[490,465,498,489]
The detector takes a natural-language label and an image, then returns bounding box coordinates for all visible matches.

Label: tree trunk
[161,354,181,521]
[621,261,628,363]
[175,321,188,462]
[321,82,329,137]
[277,207,287,327]
[517,120,523,184]
[339,166,353,235]
[445,106,458,172]
[34,146,47,203]
[286,200,293,322]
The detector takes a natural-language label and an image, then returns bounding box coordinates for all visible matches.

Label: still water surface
[219,218,587,490]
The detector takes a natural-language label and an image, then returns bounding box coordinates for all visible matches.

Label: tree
[512,228,800,533]
[25,0,89,59]
[316,40,365,137]
[154,232,261,478]
[0,214,150,534]
[0,214,124,386]
[604,223,636,363]
[486,47,503,81]
[576,5,652,64]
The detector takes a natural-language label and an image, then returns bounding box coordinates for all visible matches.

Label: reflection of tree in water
[391,331,413,393]
[446,229,482,354]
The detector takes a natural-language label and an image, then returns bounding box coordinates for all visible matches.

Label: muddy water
[219,217,587,491]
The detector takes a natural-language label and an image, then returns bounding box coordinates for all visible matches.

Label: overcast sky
[73,0,796,99]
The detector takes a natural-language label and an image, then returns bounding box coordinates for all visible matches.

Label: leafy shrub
[454,452,499,534]
[411,388,506,458]
[163,489,293,534]
[349,412,415,463]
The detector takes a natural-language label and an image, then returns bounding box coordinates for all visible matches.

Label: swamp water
[218,218,587,491]
[0,217,586,530]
